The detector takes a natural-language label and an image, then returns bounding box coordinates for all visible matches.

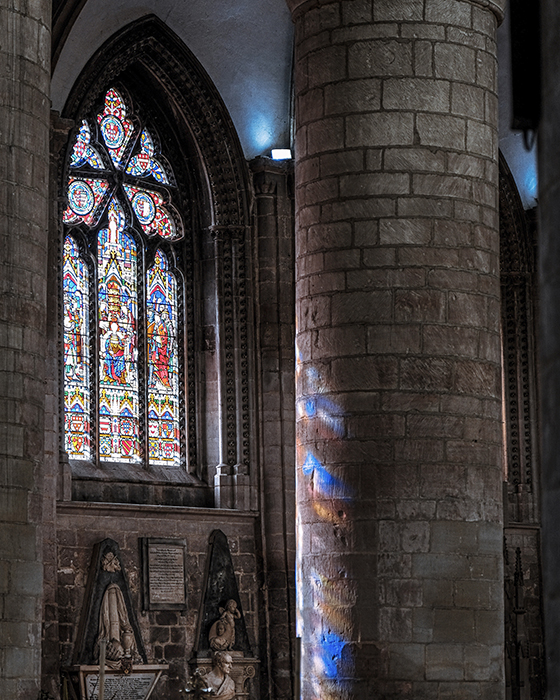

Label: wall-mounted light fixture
[271,149,292,160]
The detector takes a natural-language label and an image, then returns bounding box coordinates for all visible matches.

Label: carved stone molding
[499,153,540,524]
[286,0,505,22]
[59,16,254,494]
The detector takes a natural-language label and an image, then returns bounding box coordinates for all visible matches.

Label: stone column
[539,2,560,698]
[288,0,505,697]
[0,2,51,698]
[251,157,296,699]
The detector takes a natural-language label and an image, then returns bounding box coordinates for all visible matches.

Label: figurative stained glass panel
[97,200,140,462]
[63,236,91,460]
[146,250,180,466]
[63,86,185,465]
[123,183,178,240]
[126,129,170,184]
[97,88,134,169]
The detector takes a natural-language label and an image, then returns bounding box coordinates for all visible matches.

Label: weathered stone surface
[291,0,503,696]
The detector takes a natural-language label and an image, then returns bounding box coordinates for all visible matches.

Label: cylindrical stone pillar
[0,2,51,698]
[539,2,560,698]
[288,0,505,697]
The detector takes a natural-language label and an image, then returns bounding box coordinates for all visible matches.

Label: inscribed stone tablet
[85,672,157,700]
[148,542,186,605]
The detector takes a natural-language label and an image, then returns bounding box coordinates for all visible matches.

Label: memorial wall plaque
[141,538,187,611]
[79,665,167,700]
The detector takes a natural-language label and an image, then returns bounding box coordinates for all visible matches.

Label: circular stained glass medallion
[101,115,125,149]
[68,180,95,216]
[132,191,156,225]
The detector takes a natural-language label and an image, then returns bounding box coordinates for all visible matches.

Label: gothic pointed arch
[58,16,254,506]
[499,150,545,700]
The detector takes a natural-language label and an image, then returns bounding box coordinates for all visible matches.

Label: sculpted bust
[204,652,236,700]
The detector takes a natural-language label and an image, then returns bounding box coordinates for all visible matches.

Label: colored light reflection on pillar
[296,340,355,699]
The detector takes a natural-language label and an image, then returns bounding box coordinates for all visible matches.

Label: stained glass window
[62,87,183,466]
[147,251,180,466]
[63,236,91,460]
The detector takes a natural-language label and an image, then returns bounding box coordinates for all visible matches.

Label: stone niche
[65,538,168,700]
[188,530,259,699]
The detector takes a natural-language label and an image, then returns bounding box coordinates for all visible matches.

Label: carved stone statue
[96,582,140,669]
[209,619,229,651]
[204,652,236,699]
[208,599,241,651]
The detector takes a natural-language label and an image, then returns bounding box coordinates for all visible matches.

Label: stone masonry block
[384,579,423,607]
[305,177,338,204]
[464,644,502,682]
[406,414,464,439]
[380,218,432,245]
[447,152,487,178]
[379,606,413,642]
[340,172,409,197]
[422,325,479,357]
[309,271,345,295]
[321,150,364,177]
[420,464,466,498]
[434,42,475,83]
[431,521,478,555]
[331,290,393,324]
[342,0,372,25]
[3,646,38,678]
[394,439,444,464]
[349,40,413,79]
[9,560,43,596]
[454,580,493,610]
[383,78,450,112]
[368,325,421,354]
[466,120,495,158]
[313,326,367,357]
[297,88,324,125]
[330,355,399,391]
[394,289,446,323]
[308,45,347,86]
[416,113,466,150]
[324,78,381,115]
[323,196,396,221]
[413,173,472,201]
[307,117,344,155]
[452,82,486,119]
[389,643,425,680]
[434,608,476,643]
[424,0,472,27]
[374,0,423,21]
[384,147,445,173]
[475,50,497,91]
[448,291,487,327]
[347,112,414,147]
[448,26,487,51]
[453,361,500,397]
[324,248,361,270]
[412,608,435,644]
[433,219,472,247]
[425,643,464,681]
[354,221,379,250]
[0,487,27,523]
[400,357,454,391]
[348,267,426,290]
[414,40,433,77]
[401,522,430,553]
[304,3,341,37]
[397,197,454,220]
